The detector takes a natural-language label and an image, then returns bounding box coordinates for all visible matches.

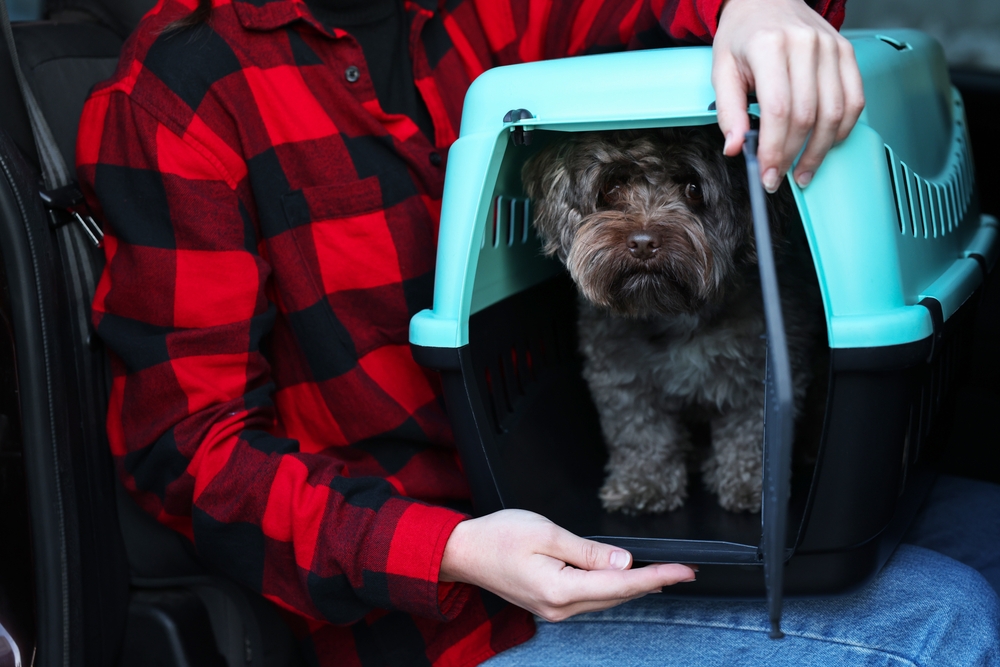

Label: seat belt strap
[1,0,68,188]
[0,0,109,399]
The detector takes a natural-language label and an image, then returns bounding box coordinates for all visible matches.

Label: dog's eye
[684,182,703,202]
[598,182,624,209]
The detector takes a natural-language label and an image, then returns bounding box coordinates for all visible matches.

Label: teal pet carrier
[409,29,999,629]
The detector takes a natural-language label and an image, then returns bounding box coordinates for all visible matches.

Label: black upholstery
[2,10,130,664]
[2,5,303,665]
[0,13,36,164]
[115,484,302,667]
[0,121,86,667]
[13,21,120,167]
[48,0,156,39]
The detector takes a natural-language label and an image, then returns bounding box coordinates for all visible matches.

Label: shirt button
[429,152,442,166]
[345,65,360,83]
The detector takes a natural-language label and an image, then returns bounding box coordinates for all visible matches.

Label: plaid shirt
[77,0,845,664]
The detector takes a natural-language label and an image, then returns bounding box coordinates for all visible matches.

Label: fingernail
[610,550,630,570]
[763,168,779,193]
[724,132,734,153]
[796,171,813,187]
[681,575,697,583]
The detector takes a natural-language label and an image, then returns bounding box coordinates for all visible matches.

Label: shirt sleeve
[76,87,473,626]
[440,0,847,67]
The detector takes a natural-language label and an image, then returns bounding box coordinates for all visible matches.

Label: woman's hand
[440,509,696,622]
[712,0,865,192]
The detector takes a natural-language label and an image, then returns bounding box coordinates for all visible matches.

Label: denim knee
[905,475,1000,596]
[483,544,999,667]
[874,545,1000,664]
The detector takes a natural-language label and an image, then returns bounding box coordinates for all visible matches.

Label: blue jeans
[904,475,1000,595]
[484,476,1000,666]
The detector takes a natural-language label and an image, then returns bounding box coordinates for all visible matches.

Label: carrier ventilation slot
[479,311,575,434]
[884,122,974,239]
[482,337,545,433]
[485,195,532,248]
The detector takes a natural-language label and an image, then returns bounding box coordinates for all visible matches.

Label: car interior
[1,0,306,663]
[0,0,996,665]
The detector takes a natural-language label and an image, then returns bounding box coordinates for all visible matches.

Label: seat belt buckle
[40,184,103,247]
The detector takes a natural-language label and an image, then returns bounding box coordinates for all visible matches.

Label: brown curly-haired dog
[523,126,819,513]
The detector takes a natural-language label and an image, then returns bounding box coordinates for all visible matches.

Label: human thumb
[550,530,633,571]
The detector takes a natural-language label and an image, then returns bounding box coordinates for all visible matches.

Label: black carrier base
[414,274,974,597]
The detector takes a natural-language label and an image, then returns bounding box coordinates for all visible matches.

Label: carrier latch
[503,109,534,146]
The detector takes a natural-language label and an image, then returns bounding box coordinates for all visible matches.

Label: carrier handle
[742,131,794,640]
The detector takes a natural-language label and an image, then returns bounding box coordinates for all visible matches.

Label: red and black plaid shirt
[77,0,844,664]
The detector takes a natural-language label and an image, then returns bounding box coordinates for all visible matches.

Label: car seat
[0,0,304,664]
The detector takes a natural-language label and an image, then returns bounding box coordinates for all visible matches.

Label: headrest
[48,0,158,38]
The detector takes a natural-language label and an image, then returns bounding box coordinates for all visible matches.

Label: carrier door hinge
[503,109,534,146]
[40,184,103,247]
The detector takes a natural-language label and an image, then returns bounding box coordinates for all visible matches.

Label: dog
[522,126,819,513]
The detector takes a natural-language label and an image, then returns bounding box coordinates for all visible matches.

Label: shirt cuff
[437,580,476,619]
[658,0,727,42]
[811,0,846,29]
[706,0,728,37]
[366,498,474,620]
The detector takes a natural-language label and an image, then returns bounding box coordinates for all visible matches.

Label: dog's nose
[627,231,659,260]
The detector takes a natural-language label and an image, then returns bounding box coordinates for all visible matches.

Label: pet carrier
[409,28,998,623]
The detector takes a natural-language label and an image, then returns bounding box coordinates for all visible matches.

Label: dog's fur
[522,126,819,513]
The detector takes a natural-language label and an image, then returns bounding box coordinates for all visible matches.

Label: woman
[77,0,1000,663]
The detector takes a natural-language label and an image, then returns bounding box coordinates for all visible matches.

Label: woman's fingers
[528,522,695,618]
[837,38,866,142]
[531,562,695,622]
[440,510,697,623]
[793,33,844,186]
[542,520,633,572]
[555,562,696,605]
[712,52,752,157]
[751,28,813,192]
[712,0,866,190]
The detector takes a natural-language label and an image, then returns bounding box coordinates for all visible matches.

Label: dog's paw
[600,459,688,514]
[702,453,762,512]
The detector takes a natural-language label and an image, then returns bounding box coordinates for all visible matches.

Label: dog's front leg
[593,387,690,514]
[704,396,765,512]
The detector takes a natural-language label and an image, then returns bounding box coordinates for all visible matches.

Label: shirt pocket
[281,175,383,225]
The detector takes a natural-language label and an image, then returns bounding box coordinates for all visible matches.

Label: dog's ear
[522,141,583,261]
